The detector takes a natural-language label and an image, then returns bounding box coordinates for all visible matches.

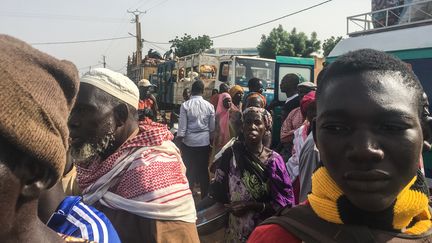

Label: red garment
[299,91,316,117]
[138,98,154,110]
[247,224,301,243]
[76,121,175,195]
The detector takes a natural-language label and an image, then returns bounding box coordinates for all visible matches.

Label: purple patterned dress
[209,141,294,242]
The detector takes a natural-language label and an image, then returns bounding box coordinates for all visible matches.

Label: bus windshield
[235,58,275,89]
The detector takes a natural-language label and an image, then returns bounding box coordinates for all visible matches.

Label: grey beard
[70,131,116,165]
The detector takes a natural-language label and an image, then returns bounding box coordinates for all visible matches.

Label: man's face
[139,86,151,100]
[315,71,423,212]
[68,83,117,164]
[280,80,290,93]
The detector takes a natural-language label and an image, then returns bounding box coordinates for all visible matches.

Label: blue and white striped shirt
[47,196,121,243]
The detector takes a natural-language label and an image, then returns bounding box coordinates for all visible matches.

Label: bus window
[235,58,275,89]
[219,62,230,82]
[277,66,312,102]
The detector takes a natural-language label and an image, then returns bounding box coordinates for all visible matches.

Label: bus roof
[276,56,314,66]
[218,55,275,62]
[328,24,432,61]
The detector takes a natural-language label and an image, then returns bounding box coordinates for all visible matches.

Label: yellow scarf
[308,166,432,235]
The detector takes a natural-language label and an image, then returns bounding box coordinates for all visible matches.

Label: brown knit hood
[0,35,79,184]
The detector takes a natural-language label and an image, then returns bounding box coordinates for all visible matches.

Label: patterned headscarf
[242,107,273,131]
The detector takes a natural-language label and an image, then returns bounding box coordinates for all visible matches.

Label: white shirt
[178,95,215,147]
[285,93,298,104]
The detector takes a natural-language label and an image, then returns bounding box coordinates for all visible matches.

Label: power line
[29,0,332,47]
[144,0,170,12]
[0,11,128,23]
[143,39,171,45]
[210,0,333,39]
[78,63,102,70]
[30,36,133,46]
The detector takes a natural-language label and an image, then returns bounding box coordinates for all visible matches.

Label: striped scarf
[76,121,196,222]
[308,165,432,235]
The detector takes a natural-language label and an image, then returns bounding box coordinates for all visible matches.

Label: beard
[70,129,116,166]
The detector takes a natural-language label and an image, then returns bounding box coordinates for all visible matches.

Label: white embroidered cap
[81,68,139,108]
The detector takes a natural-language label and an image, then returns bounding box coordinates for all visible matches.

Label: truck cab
[215,55,276,104]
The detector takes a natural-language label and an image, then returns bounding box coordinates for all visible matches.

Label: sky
[0,0,371,75]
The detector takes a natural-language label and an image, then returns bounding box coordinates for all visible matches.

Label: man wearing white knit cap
[69,68,199,243]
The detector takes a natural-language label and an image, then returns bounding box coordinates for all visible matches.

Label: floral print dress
[209,141,294,242]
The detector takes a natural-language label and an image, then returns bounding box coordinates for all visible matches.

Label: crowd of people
[1,33,432,243]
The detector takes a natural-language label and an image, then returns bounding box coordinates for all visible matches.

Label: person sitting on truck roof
[248,49,432,243]
[138,79,158,122]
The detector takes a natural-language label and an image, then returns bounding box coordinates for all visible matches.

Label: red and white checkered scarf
[76,121,175,196]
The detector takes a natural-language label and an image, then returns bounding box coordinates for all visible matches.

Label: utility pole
[102,55,106,68]
[127,9,146,65]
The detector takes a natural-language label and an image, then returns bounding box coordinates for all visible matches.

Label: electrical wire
[30,36,133,45]
[143,39,171,45]
[29,0,332,46]
[0,11,127,23]
[144,0,170,12]
[210,0,332,39]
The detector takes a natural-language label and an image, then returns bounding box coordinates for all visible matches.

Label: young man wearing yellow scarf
[248,49,432,242]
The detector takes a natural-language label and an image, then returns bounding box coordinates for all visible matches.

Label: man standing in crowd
[138,78,158,122]
[279,74,301,122]
[69,68,199,243]
[0,34,89,242]
[177,80,215,198]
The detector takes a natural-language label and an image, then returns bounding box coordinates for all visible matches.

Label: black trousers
[181,143,211,198]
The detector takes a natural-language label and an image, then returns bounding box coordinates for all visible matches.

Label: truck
[215,55,276,104]
[156,53,219,110]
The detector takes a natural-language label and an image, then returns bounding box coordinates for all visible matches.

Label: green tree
[322,36,343,57]
[257,25,321,59]
[169,34,213,57]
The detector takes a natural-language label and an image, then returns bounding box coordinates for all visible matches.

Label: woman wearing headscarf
[214,92,239,153]
[229,85,244,110]
[199,107,294,242]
